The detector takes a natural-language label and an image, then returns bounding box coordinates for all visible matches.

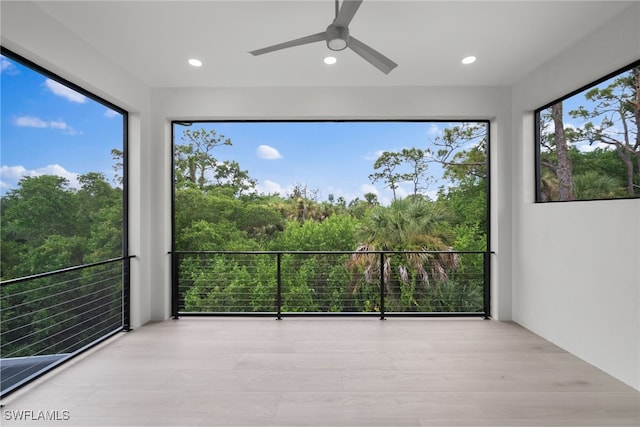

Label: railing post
[483,251,491,319]
[379,252,386,320]
[122,256,131,331]
[276,252,282,320]
[172,252,180,319]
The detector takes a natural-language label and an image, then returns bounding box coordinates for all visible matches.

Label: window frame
[170,119,492,318]
[534,59,640,203]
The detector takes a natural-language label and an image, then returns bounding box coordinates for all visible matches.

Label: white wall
[1,1,154,328]
[511,3,640,389]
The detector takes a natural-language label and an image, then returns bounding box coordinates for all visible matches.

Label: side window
[535,61,640,202]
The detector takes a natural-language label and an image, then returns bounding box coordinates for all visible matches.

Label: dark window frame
[170,119,492,318]
[534,59,640,203]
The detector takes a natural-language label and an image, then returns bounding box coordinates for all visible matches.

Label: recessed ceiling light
[188,58,203,67]
[461,56,477,65]
[324,56,337,65]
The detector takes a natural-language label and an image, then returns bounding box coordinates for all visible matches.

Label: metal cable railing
[0,256,132,397]
[173,250,488,319]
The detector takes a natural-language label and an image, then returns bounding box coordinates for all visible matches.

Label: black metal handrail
[173,250,487,255]
[172,250,490,319]
[0,255,134,397]
[0,256,135,286]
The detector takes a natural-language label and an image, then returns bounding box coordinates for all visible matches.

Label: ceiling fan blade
[249,32,326,56]
[347,35,397,74]
[333,0,363,27]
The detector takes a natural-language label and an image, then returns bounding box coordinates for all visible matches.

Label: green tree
[549,102,574,200]
[398,148,432,197]
[350,198,458,303]
[369,151,403,201]
[271,215,358,252]
[570,147,628,187]
[427,123,487,182]
[364,192,378,206]
[1,176,79,278]
[2,176,76,244]
[212,160,257,196]
[573,171,623,199]
[110,148,124,186]
[431,123,487,236]
[569,66,640,196]
[174,128,232,190]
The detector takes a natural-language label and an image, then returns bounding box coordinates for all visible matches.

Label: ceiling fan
[249,0,397,74]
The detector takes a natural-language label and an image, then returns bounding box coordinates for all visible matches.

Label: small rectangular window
[535,60,640,202]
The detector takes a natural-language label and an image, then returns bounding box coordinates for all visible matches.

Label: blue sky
[176,121,472,205]
[1,52,485,204]
[1,54,124,194]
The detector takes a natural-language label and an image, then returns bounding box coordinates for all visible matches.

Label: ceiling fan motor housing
[326,25,349,51]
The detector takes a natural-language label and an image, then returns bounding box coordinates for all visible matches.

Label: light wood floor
[1,318,638,426]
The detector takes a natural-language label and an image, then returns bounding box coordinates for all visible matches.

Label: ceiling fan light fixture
[249,0,397,74]
[326,25,349,51]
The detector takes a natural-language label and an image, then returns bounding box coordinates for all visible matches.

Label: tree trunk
[616,148,635,195]
[551,103,574,200]
[634,66,640,194]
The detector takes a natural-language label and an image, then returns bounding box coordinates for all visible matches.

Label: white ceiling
[31,0,634,88]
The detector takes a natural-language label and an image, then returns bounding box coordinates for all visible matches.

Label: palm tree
[573,171,623,200]
[346,198,458,307]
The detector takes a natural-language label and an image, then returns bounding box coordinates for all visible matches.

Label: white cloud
[541,120,581,137]
[13,115,81,135]
[364,150,385,161]
[1,165,30,182]
[49,120,82,135]
[1,57,11,71]
[256,145,282,160]
[359,183,379,195]
[15,116,48,128]
[44,79,87,103]
[50,121,69,130]
[258,179,284,195]
[0,57,17,75]
[427,123,441,136]
[104,109,119,118]
[576,141,613,153]
[0,164,80,190]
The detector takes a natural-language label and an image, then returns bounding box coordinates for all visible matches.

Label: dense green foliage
[1,173,124,359]
[173,126,488,315]
[1,173,123,279]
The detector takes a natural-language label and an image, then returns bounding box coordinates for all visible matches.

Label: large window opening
[535,60,640,202]
[0,48,129,397]
[172,121,490,317]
